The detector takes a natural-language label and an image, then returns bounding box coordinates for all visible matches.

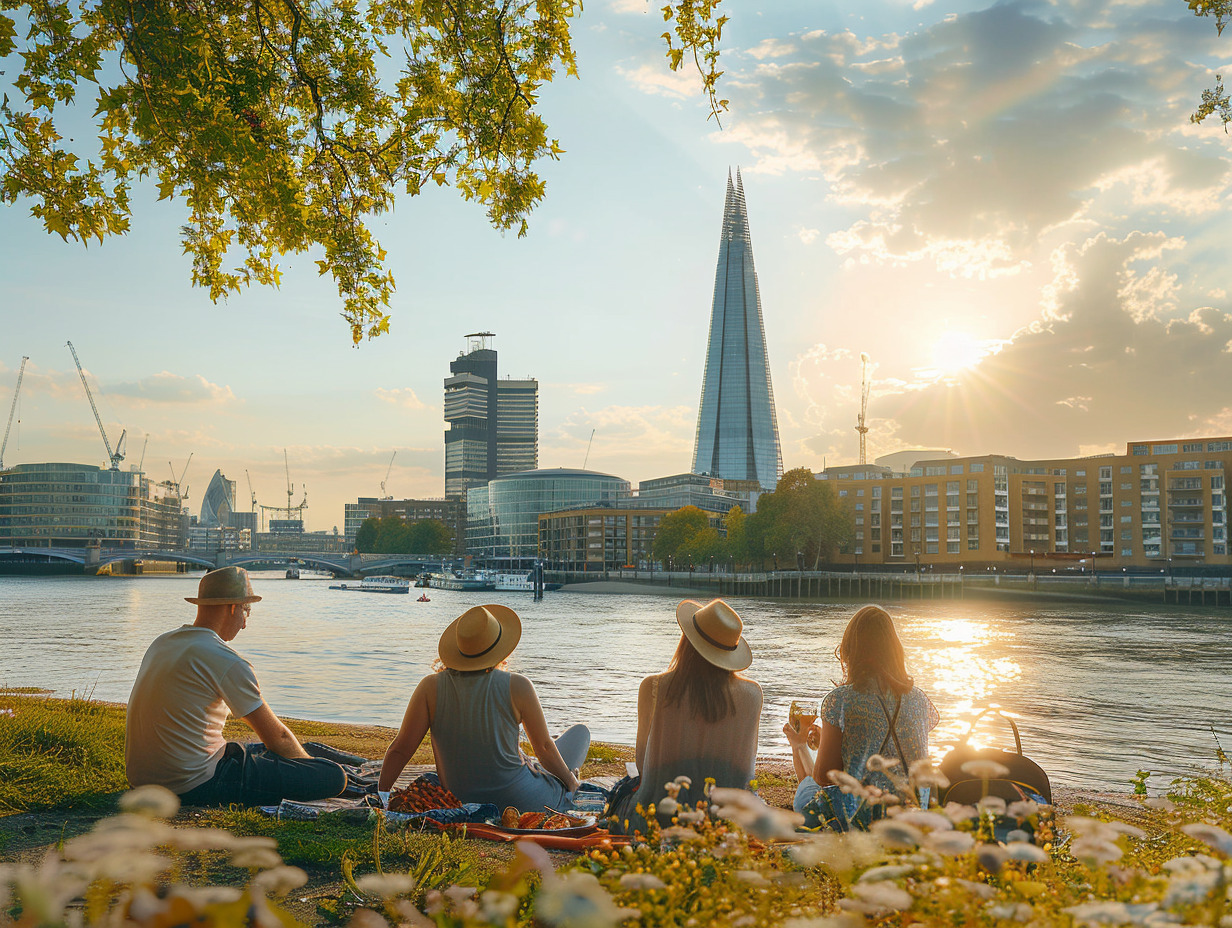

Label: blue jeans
[179,741,351,807]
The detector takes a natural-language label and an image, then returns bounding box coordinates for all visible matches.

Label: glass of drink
[788,699,821,736]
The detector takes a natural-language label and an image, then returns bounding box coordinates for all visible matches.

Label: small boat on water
[417,594,431,602]
[329,575,411,594]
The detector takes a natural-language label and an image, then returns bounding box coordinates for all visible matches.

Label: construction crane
[381,450,396,500]
[169,453,193,504]
[582,429,596,469]
[136,434,149,473]
[67,341,126,470]
[258,449,308,526]
[245,469,258,511]
[856,352,872,466]
[1,356,29,471]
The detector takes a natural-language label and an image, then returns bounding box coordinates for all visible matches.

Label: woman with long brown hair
[609,599,762,833]
[784,604,938,829]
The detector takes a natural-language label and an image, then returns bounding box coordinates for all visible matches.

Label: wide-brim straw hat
[676,598,752,671]
[439,604,522,671]
[185,566,263,605]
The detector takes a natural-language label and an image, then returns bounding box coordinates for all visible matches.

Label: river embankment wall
[554,570,1232,607]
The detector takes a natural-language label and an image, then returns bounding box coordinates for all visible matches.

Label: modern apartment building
[691,169,784,490]
[538,506,670,572]
[819,436,1232,571]
[443,332,538,499]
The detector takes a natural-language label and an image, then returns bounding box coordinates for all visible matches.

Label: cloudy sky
[2,0,1229,530]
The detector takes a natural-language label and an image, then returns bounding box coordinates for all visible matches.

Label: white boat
[429,570,495,591]
[329,575,410,594]
[494,572,535,591]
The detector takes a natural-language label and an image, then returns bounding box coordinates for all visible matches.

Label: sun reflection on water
[909,616,1023,758]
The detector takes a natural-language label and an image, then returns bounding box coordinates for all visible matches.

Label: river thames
[1,573,1228,792]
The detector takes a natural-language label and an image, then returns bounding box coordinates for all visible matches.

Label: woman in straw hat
[608,598,762,834]
[377,604,590,812]
[784,604,938,830]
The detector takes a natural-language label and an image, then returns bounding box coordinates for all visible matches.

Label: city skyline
[2,0,1230,529]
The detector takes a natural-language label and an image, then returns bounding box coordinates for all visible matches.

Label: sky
[1,0,1230,532]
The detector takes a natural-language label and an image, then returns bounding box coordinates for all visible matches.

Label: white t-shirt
[125,625,264,794]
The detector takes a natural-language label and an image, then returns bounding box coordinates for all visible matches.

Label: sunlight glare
[930,330,989,377]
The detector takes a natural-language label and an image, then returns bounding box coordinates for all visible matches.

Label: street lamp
[1029,549,1035,579]
[772,552,778,572]
[796,551,804,572]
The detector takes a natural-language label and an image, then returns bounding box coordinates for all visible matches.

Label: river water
[1,574,1228,791]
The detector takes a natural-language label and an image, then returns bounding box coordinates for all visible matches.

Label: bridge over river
[0,546,441,578]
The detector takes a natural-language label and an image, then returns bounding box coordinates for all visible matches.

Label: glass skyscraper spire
[691,169,784,490]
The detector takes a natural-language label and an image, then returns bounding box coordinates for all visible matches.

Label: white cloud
[796,226,820,244]
[106,372,236,407]
[616,62,703,101]
[373,387,427,410]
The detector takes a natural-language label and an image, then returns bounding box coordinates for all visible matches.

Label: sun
[929,330,990,378]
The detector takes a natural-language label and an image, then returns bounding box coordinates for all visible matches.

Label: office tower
[691,169,784,490]
[200,470,236,527]
[444,333,538,499]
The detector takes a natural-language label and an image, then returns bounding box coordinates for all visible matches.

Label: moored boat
[329,575,411,594]
[428,570,495,591]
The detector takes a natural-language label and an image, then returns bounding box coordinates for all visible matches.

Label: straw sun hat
[184,566,263,605]
[676,598,753,671]
[439,604,522,671]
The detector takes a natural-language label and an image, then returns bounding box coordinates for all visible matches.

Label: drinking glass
[788,699,821,737]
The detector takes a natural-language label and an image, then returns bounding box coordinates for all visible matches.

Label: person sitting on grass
[377,604,590,812]
[608,598,762,834]
[125,566,351,807]
[784,603,939,830]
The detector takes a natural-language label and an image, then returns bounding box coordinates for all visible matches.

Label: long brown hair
[662,635,738,724]
[836,605,913,695]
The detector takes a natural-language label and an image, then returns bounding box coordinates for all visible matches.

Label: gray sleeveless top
[632,672,762,813]
[431,669,573,811]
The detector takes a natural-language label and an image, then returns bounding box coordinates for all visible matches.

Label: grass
[0,692,128,814]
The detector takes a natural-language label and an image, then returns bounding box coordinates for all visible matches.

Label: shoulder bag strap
[875,692,909,771]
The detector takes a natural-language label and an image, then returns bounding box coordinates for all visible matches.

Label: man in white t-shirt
[126,566,350,806]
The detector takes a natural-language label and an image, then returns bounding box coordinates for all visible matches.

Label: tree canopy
[744,467,850,569]
[355,515,452,554]
[0,0,727,342]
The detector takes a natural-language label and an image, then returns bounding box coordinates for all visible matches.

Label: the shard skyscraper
[691,169,784,490]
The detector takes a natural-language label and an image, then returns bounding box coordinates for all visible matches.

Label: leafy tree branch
[0,0,726,342]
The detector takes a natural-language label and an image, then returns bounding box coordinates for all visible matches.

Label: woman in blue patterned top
[784,604,939,829]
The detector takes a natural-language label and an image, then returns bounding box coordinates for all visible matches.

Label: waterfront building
[538,505,727,572]
[345,496,465,554]
[538,506,669,572]
[443,332,538,499]
[692,170,784,490]
[185,523,250,552]
[819,436,1232,572]
[0,462,184,549]
[199,470,236,527]
[466,468,631,565]
[254,530,348,555]
[631,472,760,516]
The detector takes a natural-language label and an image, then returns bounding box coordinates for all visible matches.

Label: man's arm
[378,676,433,792]
[242,702,311,759]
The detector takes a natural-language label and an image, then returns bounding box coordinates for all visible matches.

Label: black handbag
[938,709,1052,806]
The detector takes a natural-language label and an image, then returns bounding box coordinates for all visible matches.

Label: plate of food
[497,808,599,836]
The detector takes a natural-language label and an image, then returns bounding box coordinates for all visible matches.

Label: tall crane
[259,449,308,526]
[66,341,126,470]
[856,352,872,466]
[381,450,396,499]
[245,469,258,511]
[169,454,193,503]
[136,434,149,473]
[1,356,29,471]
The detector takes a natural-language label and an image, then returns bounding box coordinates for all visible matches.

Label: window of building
[838,489,847,497]
[970,463,985,473]
[1207,460,1225,470]
[872,486,881,498]
[1214,476,1225,490]
[1120,515,1132,523]
[1208,441,1232,452]
[911,486,921,497]
[855,503,864,511]
[1120,482,1132,490]
[856,489,864,497]
[1076,469,1086,477]
[1121,500,1132,507]
[1074,484,1087,495]
[926,542,939,554]
[1121,547,1133,556]
[1100,466,1112,479]
[967,537,980,550]
[947,541,960,553]
[925,465,946,476]
[1182,442,1204,453]
[1120,466,1132,474]
[1132,445,1149,455]
[1152,444,1178,454]
[950,465,963,475]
